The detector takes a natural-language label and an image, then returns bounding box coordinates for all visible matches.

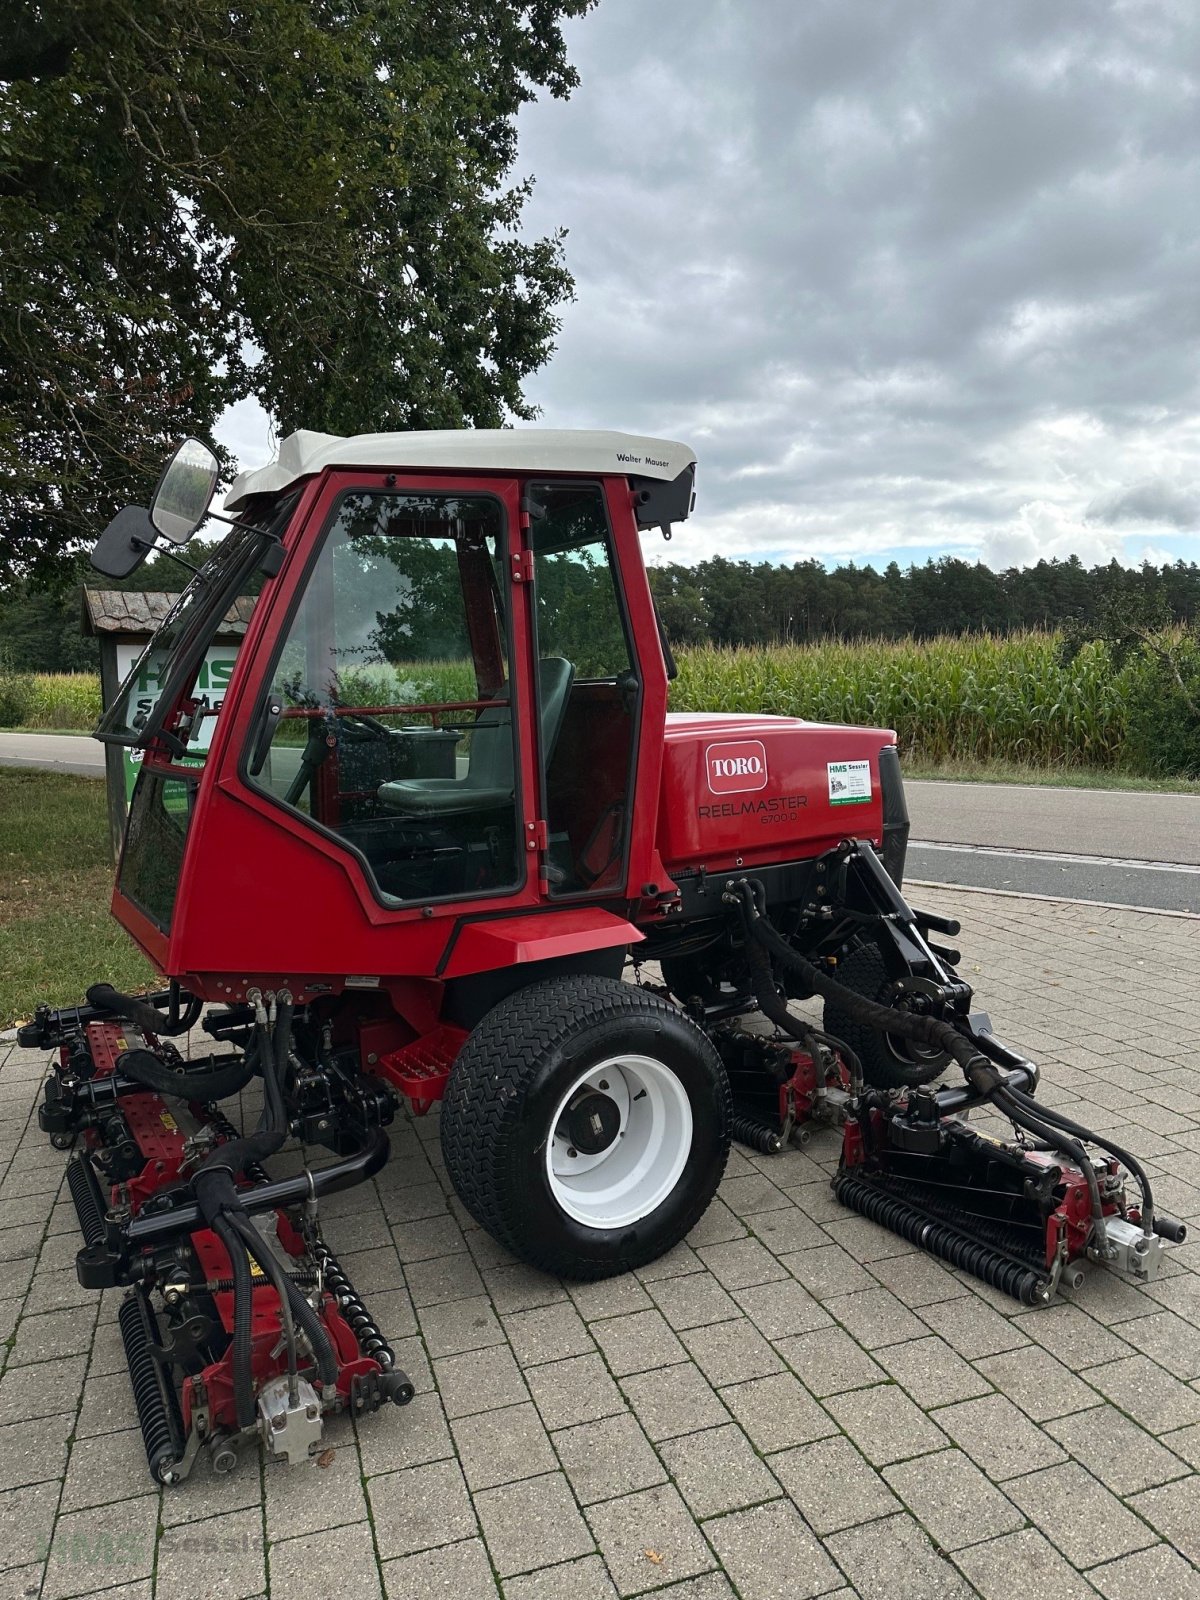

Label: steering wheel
[337,709,394,743]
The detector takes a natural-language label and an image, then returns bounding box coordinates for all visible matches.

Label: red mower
[21,429,1183,1483]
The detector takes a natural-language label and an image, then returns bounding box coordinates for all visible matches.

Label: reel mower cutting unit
[20,427,1183,1483]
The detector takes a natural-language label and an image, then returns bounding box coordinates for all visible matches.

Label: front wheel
[440,975,730,1279]
[822,941,952,1090]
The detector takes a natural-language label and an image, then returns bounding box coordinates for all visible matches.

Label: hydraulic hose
[733,881,984,1080]
[280,1271,339,1390]
[229,1211,299,1393]
[87,983,203,1038]
[742,927,865,1096]
[117,1046,258,1105]
[212,1213,256,1430]
[194,997,301,1429]
[993,1087,1106,1233]
[1006,1085,1156,1233]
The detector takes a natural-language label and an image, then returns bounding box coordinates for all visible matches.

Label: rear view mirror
[90,506,157,578]
[151,437,219,545]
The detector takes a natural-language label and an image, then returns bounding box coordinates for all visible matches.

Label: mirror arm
[129,535,206,580]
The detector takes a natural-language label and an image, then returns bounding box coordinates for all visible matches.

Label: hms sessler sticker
[827,760,872,805]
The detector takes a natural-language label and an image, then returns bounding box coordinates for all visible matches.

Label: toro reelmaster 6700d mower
[21,430,1183,1485]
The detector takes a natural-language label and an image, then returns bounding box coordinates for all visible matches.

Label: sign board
[113,643,241,800]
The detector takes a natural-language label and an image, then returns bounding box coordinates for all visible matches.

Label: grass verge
[903,758,1200,795]
[0,770,157,1029]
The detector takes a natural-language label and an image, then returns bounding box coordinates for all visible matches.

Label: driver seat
[376,657,574,818]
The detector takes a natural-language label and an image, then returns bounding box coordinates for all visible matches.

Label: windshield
[96,501,290,748]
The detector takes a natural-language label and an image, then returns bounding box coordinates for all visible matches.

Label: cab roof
[225,427,697,512]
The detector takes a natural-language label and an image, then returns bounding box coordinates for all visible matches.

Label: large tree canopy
[0,0,592,585]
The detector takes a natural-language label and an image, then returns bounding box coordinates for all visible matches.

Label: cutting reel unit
[704,876,1187,1304]
[24,989,411,1484]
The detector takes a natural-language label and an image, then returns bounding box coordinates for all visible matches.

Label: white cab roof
[226,427,696,510]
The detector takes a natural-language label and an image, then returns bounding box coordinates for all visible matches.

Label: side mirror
[90,506,157,578]
[151,437,219,545]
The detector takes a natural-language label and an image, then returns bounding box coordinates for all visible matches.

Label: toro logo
[705,740,769,795]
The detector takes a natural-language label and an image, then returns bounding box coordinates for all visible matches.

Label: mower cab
[23,427,1183,1485]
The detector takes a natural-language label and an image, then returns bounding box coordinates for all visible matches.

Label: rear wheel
[822,941,951,1090]
[441,974,730,1278]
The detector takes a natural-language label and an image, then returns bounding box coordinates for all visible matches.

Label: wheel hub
[566,1090,621,1155]
[546,1055,694,1229]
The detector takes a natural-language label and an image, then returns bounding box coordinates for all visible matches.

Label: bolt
[567,1147,577,1158]
[598,1079,609,1091]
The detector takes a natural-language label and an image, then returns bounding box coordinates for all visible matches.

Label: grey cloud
[1086,479,1200,527]
[513,0,1200,567]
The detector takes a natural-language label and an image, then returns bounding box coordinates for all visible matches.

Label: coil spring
[118,1287,186,1483]
[204,1272,319,1293]
[312,1239,395,1370]
[833,1172,1050,1306]
[729,1111,783,1155]
[66,1153,106,1247]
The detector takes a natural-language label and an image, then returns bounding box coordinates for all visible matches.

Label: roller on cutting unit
[18,427,1183,1484]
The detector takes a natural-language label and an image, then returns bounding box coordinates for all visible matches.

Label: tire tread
[440,974,729,1278]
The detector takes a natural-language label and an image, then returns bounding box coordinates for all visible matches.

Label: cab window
[528,482,638,897]
[247,490,526,905]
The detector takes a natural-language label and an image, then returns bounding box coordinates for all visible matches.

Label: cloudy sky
[219,0,1200,573]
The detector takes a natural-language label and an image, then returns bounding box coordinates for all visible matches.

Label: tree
[1062,563,1200,776]
[1,0,593,587]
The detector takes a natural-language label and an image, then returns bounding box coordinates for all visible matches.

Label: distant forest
[3,546,1200,672]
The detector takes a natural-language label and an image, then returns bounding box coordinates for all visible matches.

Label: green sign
[114,643,240,799]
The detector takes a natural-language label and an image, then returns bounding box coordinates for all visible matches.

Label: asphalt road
[906,776,1200,865]
[0,730,105,777]
[3,734,1199,910]
[905,778,1200,913]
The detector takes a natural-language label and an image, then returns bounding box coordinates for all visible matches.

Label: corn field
[671,633,1130,768]
[0,672,103,730]
[0,633,1181,774]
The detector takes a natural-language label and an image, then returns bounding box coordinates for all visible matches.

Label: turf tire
[440,974,730,1279]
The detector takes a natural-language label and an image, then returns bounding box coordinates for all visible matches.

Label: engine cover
[656,713,893,875]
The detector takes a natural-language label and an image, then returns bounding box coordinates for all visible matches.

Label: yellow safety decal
[160,1112,178,1132]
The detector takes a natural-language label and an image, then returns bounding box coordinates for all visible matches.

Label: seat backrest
[537,656,575,768]
[464,657,576,792]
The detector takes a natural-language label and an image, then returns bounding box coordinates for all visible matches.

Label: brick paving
[1,884,1199,1598]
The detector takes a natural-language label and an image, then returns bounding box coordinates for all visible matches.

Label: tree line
[647,553,1200,649]
[5,547,1200,674]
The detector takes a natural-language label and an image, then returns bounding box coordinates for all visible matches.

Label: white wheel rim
[545,1054,693,1230]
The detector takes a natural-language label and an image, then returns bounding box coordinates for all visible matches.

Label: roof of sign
[81,590,256,639]
[225,428,696,511]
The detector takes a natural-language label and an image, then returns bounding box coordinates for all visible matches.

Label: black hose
[229,1212,299,1390]
[87,983,203,1038]
[195,1000,299,1428]
[734,883,985,1077]
[280,1274,339,1391]
[994,1087,1106,1230]
[212,1213,256,1430]
[1006,1086,1155,1230]
[117,1046,257,1105]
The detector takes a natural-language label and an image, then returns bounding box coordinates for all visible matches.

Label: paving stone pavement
[1,884,1199,1598]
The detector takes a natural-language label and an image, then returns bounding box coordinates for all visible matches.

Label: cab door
[525,479,644,899]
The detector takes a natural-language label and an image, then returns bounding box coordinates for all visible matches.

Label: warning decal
[827,760,872,806]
